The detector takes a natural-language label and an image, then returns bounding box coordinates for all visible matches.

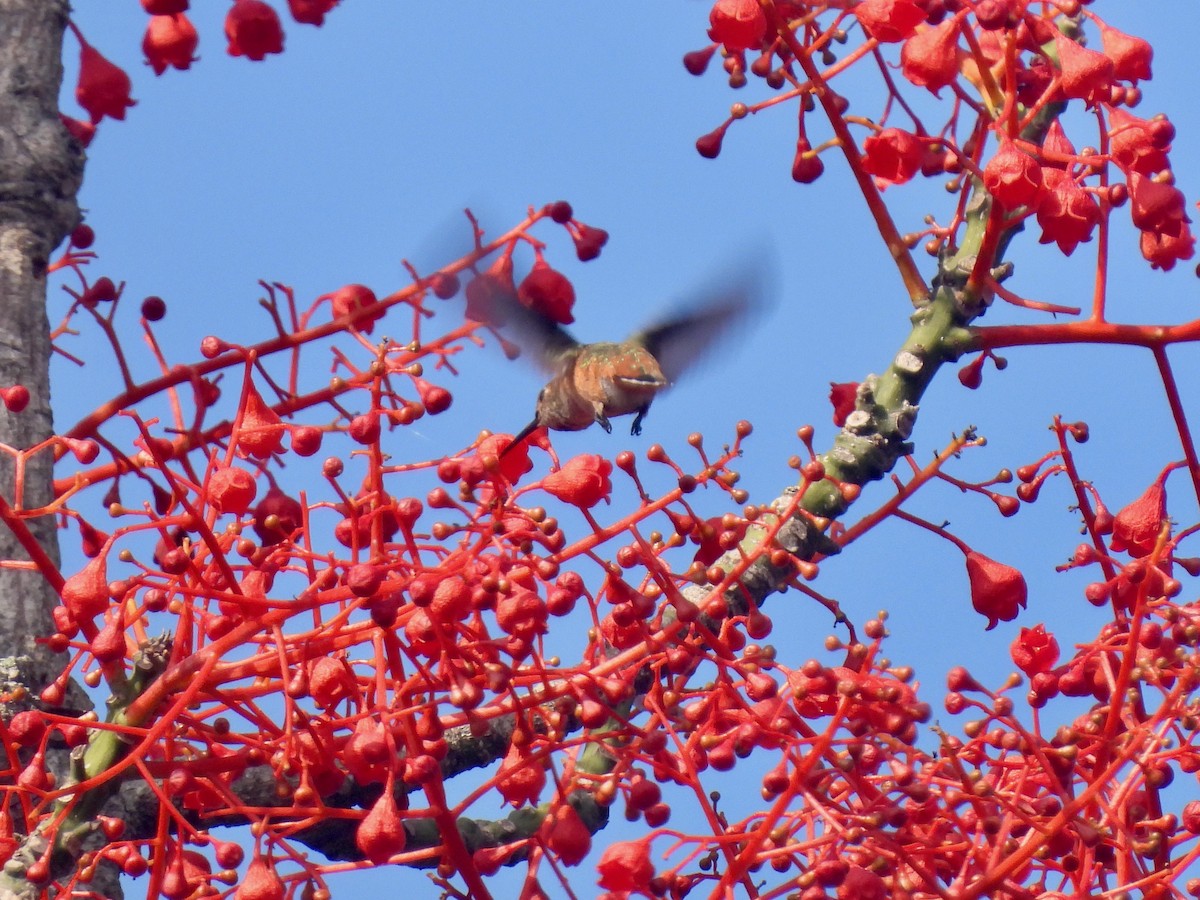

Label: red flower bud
[542,803,591,866]
[238,385,285,459]
[496,743,546,807]
[329,283,384,332]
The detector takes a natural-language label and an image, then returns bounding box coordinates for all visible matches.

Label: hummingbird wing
[486,284,581,373]
[629,285,760,384]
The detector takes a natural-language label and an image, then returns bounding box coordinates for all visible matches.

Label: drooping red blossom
[238,384,285,458]
[1053,32,1114,105]
[141,0,188,12]
[965,550,1028,630]
[464,254,516,326]
[542,803,591,866]
[1010,624,1059,676]
[983,138,1044,212]
[355,786,405,863]
[1100,23,1152,83]
[61,555,109,622]
[861,128,923,188]
[518,259,576,325]
[1107,108,1171,176]
[208,466,257,515]
[900,18,960,92]
[542,454,613,508]
[829,381,858,426]
[1140,224,1195,271]
[496,743,547,807]
[143,14,198,75]
[1128,172,1189,239]
[288,0,338,26]
[855,0,925,44]
[596,840,654,892]
[225,0,285,61]
[234,858,284,900]
[1036,171,1099,255]
[76,40,136,123]
[1110,479,1167,558]
[707,0,767,52]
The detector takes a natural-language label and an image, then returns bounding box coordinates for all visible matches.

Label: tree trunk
[0,0,83,680]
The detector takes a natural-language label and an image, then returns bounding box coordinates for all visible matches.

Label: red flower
[1107,108,1170,176]
[238,384,285,459]
[288,0,338,26]
[829,381,858,427]
[1128,172,1189,240]
[518,259,576,325]
[542,454,613,509]
[965,550,1027,630]
[141,0,188,12]
[1010,624,1059,676]
[707,0,767,52]
[61,555,110,622]
[464,254,516,326]
[1110,479,1167,558]
[597,840,654,892]
[76,41,136,123]
[238,858,284,900]
[1140,225,1195,272]
[1100,24,1152,83]
[1036,170,1099,256]
[225,0,285,61]
[983,138,1044,212]
[1054,32,1114,104]
[856,0,925,44]
[143,14,198,74]
[355,786,405,863]
[862,128,923,188]
[496,743,547,807]
[900,19,960,92]
[838,866,888,900]
[60,115,97,148]
[543,803,591,866]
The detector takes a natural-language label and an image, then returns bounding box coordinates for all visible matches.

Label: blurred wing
[487,286,580,373]
[631,274,767,384]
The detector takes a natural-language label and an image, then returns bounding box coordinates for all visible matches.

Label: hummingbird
[495,272,762,455]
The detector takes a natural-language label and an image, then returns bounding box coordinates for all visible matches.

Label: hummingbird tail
[500,419,540,458]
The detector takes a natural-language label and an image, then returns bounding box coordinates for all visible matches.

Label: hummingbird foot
[630,404,650,436]
[596,413,613,434]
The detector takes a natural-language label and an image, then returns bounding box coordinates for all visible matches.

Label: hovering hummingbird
[494,272,763,455]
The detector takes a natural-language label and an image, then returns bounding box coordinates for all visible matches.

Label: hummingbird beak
[500,418,540,458]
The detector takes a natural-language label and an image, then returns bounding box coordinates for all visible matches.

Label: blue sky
[56,3,1200,896]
